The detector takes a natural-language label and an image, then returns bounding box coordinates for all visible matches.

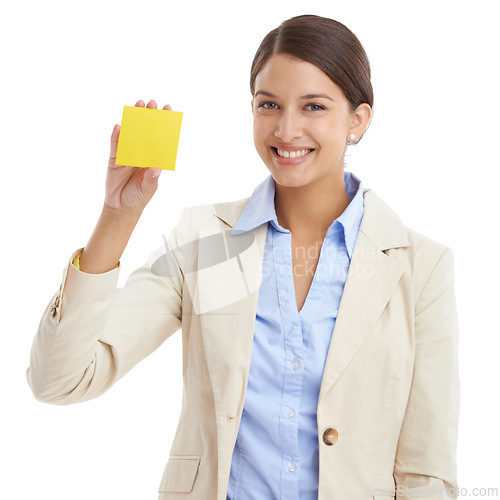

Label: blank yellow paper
[116,105,183,170]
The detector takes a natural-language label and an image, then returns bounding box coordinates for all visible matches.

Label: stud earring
[349,133,356,141]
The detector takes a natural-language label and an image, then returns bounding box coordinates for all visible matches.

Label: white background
[2,0,499,498]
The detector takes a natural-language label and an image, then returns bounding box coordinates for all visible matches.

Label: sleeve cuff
[72,250,119,272]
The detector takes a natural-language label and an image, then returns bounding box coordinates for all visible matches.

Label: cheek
[253,120,268,148]
[311,119,343,148]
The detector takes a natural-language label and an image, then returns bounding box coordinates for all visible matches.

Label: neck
[274,170,351,241]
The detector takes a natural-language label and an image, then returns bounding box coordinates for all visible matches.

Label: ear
[251,98,254,115]
[349,103,372,137]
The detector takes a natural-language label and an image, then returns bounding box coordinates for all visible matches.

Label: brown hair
[250,15,373,145]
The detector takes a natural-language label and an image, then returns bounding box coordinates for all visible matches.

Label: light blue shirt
[226,171,365,499]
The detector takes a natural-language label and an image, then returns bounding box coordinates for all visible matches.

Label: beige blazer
[26,186,460,500]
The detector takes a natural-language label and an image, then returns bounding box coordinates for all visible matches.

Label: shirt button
[285,409,295,418]
[287,462,296,472]
[291,359,300,369]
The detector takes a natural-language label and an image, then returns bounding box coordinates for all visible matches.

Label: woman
[26,14,460,500]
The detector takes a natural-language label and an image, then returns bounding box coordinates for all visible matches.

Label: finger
[163,104,172,111]
[147,99,157,109]
[146,167,162,179]
[110,124,120,160]
[135,100,145,107]
[142,168,162,197]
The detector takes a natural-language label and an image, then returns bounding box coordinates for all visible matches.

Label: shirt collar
[231,171,365,260]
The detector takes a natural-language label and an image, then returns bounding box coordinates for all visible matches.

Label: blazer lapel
[195,207,267,421]
[318,188,409,403]
[318,224,407,405]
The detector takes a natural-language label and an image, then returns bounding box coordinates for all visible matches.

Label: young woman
[26,14,460,500]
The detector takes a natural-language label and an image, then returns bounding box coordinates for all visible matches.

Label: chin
[268,166,315,189]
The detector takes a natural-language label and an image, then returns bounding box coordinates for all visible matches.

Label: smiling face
[252,53,367,188]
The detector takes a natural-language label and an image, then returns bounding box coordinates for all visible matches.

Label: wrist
[101,204,142,225]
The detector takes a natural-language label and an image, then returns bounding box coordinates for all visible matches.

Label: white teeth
[276,148,311,158]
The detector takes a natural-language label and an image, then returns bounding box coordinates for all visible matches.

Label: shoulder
[403,225,455,298]
[363,188,455,293]
[404,225,451,262]
[363,187,451,254]
[158,196,251,271]
[177,196,252,234]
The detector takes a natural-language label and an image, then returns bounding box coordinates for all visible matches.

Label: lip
[271,145,315,152]
[270,146,315,165]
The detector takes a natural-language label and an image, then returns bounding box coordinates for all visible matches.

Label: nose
[274,108,303,143]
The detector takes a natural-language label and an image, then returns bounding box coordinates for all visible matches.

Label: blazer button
[323,427,339,446]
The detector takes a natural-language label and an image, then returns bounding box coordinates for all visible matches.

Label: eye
[257,101,279,109]
[304,103,326,111]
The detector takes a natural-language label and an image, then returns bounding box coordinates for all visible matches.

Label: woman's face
[252,53,366,188]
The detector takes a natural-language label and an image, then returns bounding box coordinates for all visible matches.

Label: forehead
[254,53,342,97]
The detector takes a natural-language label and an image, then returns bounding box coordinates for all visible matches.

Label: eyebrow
[254,90,334,102]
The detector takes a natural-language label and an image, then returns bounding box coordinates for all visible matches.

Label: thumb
[141,167,161,199]
[147,167,162,179]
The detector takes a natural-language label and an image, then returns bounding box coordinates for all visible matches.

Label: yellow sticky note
[116,105,183,170]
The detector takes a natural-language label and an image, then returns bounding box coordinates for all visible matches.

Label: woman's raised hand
[104,99,172,218]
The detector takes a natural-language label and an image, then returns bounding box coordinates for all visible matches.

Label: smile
[270,146,315,164]
[273,147,313,158]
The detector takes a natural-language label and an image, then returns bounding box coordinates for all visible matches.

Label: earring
[349,133,356,141]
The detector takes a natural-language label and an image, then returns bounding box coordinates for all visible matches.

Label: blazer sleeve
[393,246,460,499]
[26,207,189,405]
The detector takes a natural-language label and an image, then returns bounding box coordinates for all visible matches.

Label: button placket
[273,229,302,495]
